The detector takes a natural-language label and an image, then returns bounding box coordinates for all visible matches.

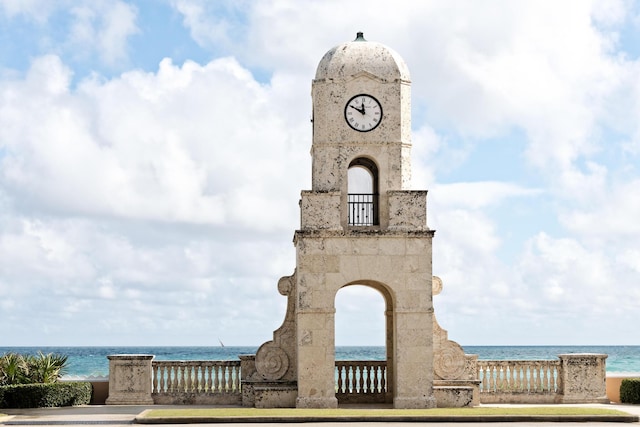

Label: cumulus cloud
[0,51,308,344]
[2,0,640,346]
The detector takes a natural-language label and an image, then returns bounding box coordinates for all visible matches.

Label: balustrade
[335,360,387,403]
[152,360,241,395]
[477,360,560,394]
[109,354,603,406]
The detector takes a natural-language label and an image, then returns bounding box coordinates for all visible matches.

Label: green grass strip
[143,407,629,418]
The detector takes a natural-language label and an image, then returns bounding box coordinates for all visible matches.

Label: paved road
[2,404,639,426]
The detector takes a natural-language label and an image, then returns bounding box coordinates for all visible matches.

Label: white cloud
[2,0,640,347]
[0,55,306,229]
[1,0,139,68]
[68,1,139,66]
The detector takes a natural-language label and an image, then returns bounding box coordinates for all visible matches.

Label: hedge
[620,378,640,404]
[0,382,92,408]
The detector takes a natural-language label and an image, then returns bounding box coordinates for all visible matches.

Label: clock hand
[350,104,365,115]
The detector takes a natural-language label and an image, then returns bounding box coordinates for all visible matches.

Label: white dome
[315,32,410,82]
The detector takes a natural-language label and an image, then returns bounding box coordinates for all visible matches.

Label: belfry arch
[347,158,379,226]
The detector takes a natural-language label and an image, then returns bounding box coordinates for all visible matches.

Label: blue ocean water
[1,346,638,378]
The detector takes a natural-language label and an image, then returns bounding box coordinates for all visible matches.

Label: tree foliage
[0,352,68,386]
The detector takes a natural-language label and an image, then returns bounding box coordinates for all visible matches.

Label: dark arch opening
[348,157,379,226]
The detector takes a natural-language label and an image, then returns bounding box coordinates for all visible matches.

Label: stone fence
[106,353,609,406]
[477,354,608,404]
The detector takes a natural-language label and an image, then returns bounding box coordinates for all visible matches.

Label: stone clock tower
[244,33,436,409]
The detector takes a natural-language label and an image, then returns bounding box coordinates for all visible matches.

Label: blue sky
[1,0,639,347]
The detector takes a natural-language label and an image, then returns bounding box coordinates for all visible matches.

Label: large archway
[334,281,394,404]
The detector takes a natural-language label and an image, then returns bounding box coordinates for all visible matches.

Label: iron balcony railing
[348,193,379,226]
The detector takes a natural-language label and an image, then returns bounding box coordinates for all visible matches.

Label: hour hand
[350,104,364,114]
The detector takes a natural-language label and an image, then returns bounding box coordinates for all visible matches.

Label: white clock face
[344,94,383,132]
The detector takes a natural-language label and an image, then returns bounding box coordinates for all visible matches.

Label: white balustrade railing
[477,360,560,394]
[152,360,241,395]
[335,360,387,397]
[106,353,603,406]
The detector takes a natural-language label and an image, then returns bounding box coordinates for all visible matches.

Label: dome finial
[354,32,366,41]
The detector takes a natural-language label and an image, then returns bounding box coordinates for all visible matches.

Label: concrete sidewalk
[1,403,639,425]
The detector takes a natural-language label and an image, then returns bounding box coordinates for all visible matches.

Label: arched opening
[348,158,379,226]
[334,282,393,404]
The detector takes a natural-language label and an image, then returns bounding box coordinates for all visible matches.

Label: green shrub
[0,382,91,408]
[620,378,640,404]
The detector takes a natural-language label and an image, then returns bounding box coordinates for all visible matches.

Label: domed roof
[315,32,410,82]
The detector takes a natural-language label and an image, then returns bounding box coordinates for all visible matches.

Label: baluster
[178,365,184,391]
[497,364,503,392]
[206,365,212,393]
[193,364,199,392]
[534,363,541,392]
[347,366,354,393]
[364,365,371,393]
[357,364,363,394]
[372,366,380,393]
[214,364,220,393]
[517,364,523,392]
[167,366,174,392]
[235,364,240,392]
[188,364,195,392]
[154,365,164,393]
[483,364,490,392]
[380,364,386,393]
[337,365,344,393]
[198,364,204,393]
[196,364,201,392]
[184,365,191,392]
[484,364,490,392]
[152,364,158,393]
[225,366,231,392]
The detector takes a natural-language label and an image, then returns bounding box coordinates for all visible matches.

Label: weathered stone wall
[294,229,435,409]
[105,354,154,405]
[557,354,609,403]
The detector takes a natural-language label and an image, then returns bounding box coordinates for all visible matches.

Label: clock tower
[246,33,436,409]
[298,32,435,409]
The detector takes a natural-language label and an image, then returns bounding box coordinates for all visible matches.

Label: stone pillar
[393,309,436,409]
[295,310,338,408]
[239,355,257,407]
[105,354,154,405]
[557,354,609,403]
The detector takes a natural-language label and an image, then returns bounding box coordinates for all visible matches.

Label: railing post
[106,354,154,405]
[557,354,609,403]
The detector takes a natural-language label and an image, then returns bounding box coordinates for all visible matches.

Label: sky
[1,0,639,347]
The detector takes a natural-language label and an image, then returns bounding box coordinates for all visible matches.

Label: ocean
[1,346,639,379]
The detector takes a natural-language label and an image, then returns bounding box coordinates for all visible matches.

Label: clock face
[344,94,383,132]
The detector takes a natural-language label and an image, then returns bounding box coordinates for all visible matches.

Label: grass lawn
[142,407,631,418]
